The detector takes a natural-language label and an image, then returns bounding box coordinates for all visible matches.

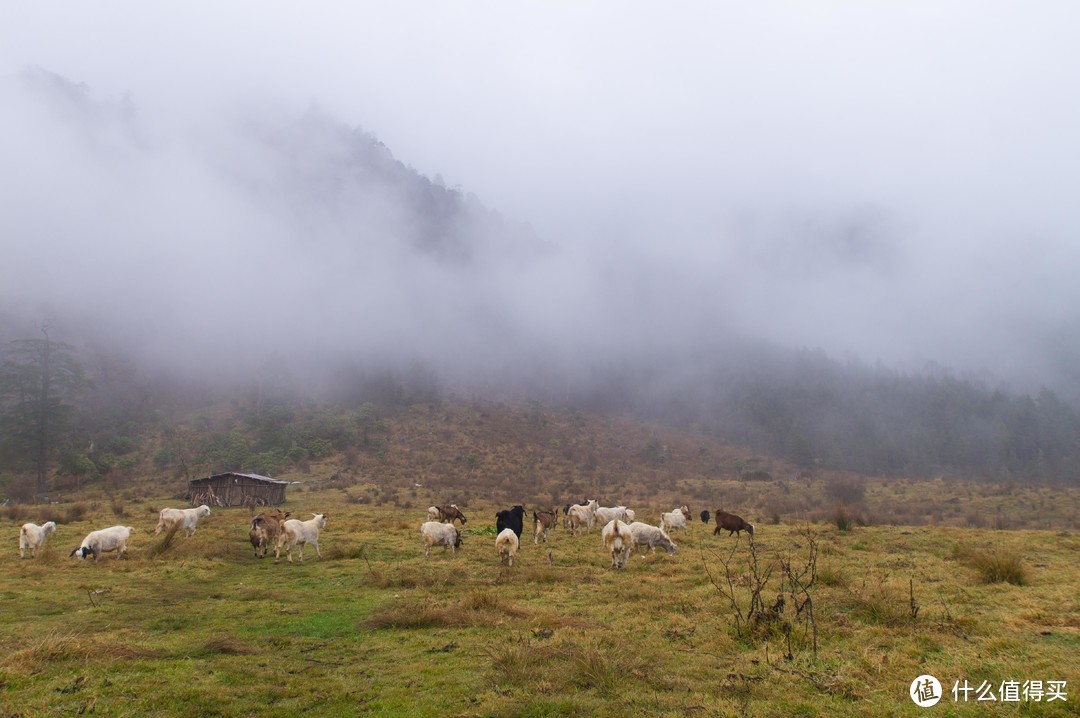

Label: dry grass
[959,544,1030,585]
[2,630,162,674]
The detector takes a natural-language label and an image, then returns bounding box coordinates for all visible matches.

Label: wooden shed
[188,472,288,507]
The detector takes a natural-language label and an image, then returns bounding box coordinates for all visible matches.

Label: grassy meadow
[2,487,1078,717]
[1,402,1078,716]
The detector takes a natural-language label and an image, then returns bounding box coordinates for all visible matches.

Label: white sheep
[70,526,133,561]
[629,521,677,556]
[154,505,211,537]
[421,521,462,557]
[496,527,519,566]
[276,513,327,563]
[19,521,57,558]
[601,519,633,569]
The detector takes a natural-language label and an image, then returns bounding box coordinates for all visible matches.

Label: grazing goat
[249,509,290,558]
[594,506,630,525]
[19,521,57,558]
[426,506,441,521]
[629,522,677,556]
[700,510,711,525]
[154,505,211,537]
[276,513,327,563]
[71,526,133,561]
[602,519,633,569]
[624,509,636,523]
[496,528,519,566]
[436,504,468,525]
[566,500,599,536]
[532,510,558,544]
[421,520,462,557]
[659,506,691,534]
[713,510,755,537]
[496,505,527,538]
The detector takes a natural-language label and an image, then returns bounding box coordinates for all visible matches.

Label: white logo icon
[911,675,942,707]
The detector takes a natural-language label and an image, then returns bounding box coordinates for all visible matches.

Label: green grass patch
[1,491,1077,716]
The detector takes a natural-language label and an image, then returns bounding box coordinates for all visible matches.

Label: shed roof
[189,472,289,486]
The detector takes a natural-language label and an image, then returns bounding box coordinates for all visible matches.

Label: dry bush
[832,504,853,531]
[825,476,866,504]
[964,511,986,528]
[0,502,33,522]
[39,501,90,525]
[960,545,1029,585]
[146,524,181,558]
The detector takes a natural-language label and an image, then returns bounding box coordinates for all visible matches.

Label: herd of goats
[15,499,755,570]
[421,500,756,569]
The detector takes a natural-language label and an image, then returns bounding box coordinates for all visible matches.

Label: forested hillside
[2,70,1079,498]
[2,330,1079,509]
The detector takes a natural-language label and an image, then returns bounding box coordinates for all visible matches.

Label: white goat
[276,513,327,563]
[19,521,57,558]
[70,526,133,561]
[624,509,636,523]
[154,505,211,537]
[601,519,633,569]
[496,528,519,566]
[426,506,441,522]
[421,520,462,557]
[566,499,599,536]
[593,506,630,525]
[629,522,677,555]
[659,506,691,534]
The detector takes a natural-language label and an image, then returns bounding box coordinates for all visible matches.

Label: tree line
[2,332,1078,501]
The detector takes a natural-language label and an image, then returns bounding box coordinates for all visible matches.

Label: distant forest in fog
[2,329,1079,497]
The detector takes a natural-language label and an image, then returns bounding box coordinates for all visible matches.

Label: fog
[2,3,1080,401]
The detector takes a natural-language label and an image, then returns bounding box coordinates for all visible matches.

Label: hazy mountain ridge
[2,69,1079,487]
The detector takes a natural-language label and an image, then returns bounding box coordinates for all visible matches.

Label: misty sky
[3,3,1080,395]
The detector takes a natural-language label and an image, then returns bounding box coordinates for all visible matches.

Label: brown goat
[533,510,558,544]
[249,509,290,558]
[437,504,468,525]
[713,510,754,537]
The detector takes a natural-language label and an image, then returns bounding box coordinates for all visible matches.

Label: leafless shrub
[832,504,852,531]
[825,476,866,504]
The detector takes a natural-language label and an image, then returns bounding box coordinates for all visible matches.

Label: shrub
[153,447,175,470]
[963,546,1029,585]
[101,436,136,455]
[832,504,852,531]
[825,475,866,504]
